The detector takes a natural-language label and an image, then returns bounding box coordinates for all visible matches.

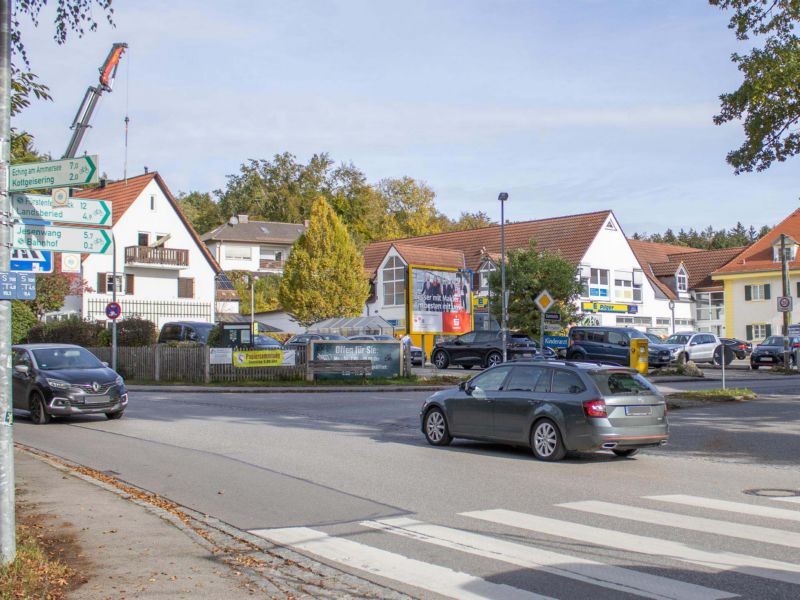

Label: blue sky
[13,0,798,236]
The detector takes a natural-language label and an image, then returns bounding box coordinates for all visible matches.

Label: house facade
[75,172,238,327]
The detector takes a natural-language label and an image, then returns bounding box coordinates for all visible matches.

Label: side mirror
[619,340,628,347]
[101,361,109,367]
[13,364,29,375]
[690,341,698,346]
[454,340,463,345]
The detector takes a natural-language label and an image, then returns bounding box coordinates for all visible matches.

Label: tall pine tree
[279,197,370,327]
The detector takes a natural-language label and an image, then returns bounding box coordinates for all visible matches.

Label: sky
[13,0,799,237]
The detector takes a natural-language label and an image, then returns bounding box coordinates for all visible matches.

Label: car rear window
[589,371,655,396]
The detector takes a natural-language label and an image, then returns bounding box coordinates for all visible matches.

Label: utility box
[630,338,649,374]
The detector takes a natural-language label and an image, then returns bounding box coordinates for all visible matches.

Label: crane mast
[63,42,127,159]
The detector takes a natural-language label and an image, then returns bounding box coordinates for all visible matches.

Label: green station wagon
[420,360,668,461]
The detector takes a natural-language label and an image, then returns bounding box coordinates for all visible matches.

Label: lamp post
[498,192,508,363]
[668,299,675,335]
[249,274,258,339]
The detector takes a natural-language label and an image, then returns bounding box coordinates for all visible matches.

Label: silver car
[420,360,668,461]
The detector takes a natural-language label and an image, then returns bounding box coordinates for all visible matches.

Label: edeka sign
[581,301,638,314]
[233,349,285,367]
[408,265,472,335]
[311,341,401,379]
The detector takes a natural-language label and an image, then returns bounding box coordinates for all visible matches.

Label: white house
[75,171,238,327]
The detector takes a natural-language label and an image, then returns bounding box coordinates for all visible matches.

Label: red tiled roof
[671,247,746,290]
[626,239,700,299]
[714,208,800,276]
[364,210,612,276]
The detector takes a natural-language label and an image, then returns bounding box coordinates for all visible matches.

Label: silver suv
[662,331,723,365]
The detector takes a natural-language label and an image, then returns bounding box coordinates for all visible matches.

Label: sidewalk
[14,447,405,600]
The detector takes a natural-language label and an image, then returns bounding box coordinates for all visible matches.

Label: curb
[128,385,450,393]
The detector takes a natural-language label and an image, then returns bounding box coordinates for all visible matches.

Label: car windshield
[589,371,655,396]
[627,330,647,340]
[762,336,783,346]
[255,335,281,347]
[321,334,347,340]
[665,334,690,345]
[645,333,662,343]
[193,324,214,342]
[32,347,103,370]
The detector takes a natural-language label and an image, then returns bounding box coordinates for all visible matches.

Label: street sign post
[534,290,554,351]
[9,155,98,192]
[105,302,121,320]
[0,273,36,301]
[777,296,793,313]
[543,323,562,332]
[544,311,560,322]
[9,248,53,274]
[13,223,111,254]
[11,193,111,226]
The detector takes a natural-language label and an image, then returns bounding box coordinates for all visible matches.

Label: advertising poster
[312,341,401,379]
[233,349,283,367]
[409,266,472,335]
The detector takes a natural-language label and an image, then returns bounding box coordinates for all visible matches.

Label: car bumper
[46,393,128,416]
[569,423,669,451]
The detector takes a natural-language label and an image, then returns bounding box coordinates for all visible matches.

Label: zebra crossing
[250,494,800,599]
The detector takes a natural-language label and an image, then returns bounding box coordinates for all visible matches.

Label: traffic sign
[543,335,569,349]
[543,323,562,332]
[777,296,793,313]
[10,248,53,274]
[534,289,554,312]
[105,302,121,320]
[11,193,111,226]
[13,223,112,254]
[9,155,98,191]
[544,311,561,322]
[0,272,36,300]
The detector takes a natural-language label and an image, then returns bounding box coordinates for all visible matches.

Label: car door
[449,365,512,438]
[606,330,628,365]
[545,368,589,439]
[449,332,476,365]
[11,349,33,409]
[494,365,547,443]
[694,334,716,361]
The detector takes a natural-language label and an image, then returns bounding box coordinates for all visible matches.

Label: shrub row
[25,316,157,347]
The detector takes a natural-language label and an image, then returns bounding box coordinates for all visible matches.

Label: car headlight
[46,378,71,390]
[115,375,124,387]
[670,348,680,355]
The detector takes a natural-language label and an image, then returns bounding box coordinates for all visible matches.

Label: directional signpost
[9,155,98,192]
[13,223,112,254]
[11,193,111,226]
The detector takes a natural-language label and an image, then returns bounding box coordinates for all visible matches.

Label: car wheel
[105,411,124,420]
[676,353,687,366]
[530,419,566,461]
[485,351,502,368]
[424,408,452,446]
[433,350,449,369]
[612,448,639,458]
[29,392,51,425]
[736,352,746,360]
[461,364,474,370]
[751,364,759,370]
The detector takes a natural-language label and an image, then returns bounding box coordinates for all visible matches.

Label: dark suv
[750,335,800,369]
[431,330,549,370]
[157,321,214,345]
[567,326,672,367]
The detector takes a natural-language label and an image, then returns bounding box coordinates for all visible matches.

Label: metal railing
[125,245,189,267]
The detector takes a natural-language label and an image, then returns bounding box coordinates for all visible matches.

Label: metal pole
[499,193,508,363]
[0,0,16,564]
[781,233,790,368]
[111,233,117,372]
[250,277,255,338]
[540,311,544,357]
[721,342,726,390]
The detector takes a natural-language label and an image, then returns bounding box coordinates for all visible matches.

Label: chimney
[144,166,149,174]
[99,172,107,189]
[303,219,310,228]
[238,214,249,224]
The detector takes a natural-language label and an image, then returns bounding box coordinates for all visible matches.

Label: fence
[85,296,212,325]
[86,346,304,383]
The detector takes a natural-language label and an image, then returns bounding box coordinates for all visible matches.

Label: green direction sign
[13,223,111,254]
[11,193,111,226]
[9,155,98,192]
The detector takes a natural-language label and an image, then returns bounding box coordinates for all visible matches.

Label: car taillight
[793,343,800,349]
[582,398,607,418]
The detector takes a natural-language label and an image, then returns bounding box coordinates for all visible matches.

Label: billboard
[409,266,472,335]
[311,341,401,379]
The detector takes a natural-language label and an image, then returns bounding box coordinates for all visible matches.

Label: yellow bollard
[629,338,649,374]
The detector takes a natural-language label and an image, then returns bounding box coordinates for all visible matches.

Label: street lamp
[498,192,508,362]
[249,274,259,340]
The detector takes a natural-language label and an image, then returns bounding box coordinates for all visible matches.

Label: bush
[11,301,37,344]
[26,317,107,347]
[116,317,157,346]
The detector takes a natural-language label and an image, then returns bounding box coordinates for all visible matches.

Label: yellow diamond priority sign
[534,289,554,312]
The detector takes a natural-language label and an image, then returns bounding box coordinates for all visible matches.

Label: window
[773,245,797,262]
[746,324,771,341]
[632,269,643,302]
[589,268,610,298]
[675,318,694,327]
[696,291,724,321]
[470,366,512,392]
[656,318,670,326]
[745,284,771,301]
[551,370,586,394]
[614,272,633,301]
[96,272,124,294]
[150,195,155,211]
[506,366,545,392]
[178,277,195,299]
[225,245,252,260]
[382,256,406,306]
[676,267,688,292]
[616,316,634,324]
[478,264,496,291]
[577,265,590,297]
[608,331,627,346]
[13,350,31,369]
[138,232,149,246]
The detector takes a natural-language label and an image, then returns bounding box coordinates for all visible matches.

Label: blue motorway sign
[0,272,37,300]
[543,335,569,349]
[10,247,53,273]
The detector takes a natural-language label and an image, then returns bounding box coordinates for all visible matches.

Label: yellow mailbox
[629,338,649,374]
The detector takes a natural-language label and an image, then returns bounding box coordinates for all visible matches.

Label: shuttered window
[746,284,770,301]
[97,272,107,293]
[178,277,194,299]
[125,274,135,295]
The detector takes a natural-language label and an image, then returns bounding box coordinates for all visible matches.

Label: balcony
[125,246,189,269]
[259,258,286,272]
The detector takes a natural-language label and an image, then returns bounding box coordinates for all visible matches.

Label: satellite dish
[228,215,239,226]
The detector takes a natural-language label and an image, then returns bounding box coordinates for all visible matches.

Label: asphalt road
[13,387,800,600]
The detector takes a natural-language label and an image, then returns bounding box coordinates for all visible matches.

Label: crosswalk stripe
[362,517,734,600]
[645,494,800,522]
[250,526,555,600]
[773,496,800,505]
[463,509,800,586]
[559,500,800,549]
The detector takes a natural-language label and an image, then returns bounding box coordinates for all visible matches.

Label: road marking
[362,517,733,600]
[646,494,800,523]
[250,526,554,600]
[463,509,800,586]
[772,496,800,505]
[560,500,800,549]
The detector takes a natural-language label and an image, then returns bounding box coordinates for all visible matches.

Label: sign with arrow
[9,155,98,192]
[12,223,111,254]
[11,193,111,226]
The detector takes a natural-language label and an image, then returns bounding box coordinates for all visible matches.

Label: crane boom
[63,42,127,159]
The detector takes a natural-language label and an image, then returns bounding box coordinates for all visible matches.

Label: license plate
[625,405,652,416]
[84,395,111,405]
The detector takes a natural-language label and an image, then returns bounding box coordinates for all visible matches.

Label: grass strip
[666,388,756,402]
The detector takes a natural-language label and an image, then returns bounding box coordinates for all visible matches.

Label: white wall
[727,274,800,341]
[209,240,294,272]
[363,247,408,329]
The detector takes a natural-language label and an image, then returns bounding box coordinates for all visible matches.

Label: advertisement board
[233,349,285,367]
[409,265,472,335]
[311,341,401,379]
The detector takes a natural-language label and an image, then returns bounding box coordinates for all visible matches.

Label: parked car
[644,332,665,344]
[720,337,752,360]
[661,331,727,365]
[431,330,551,370]
[157,321,214,345]
[420,360,668,461]
[566,326,673,367]
[253,334,283,349]
[348,335,424,366]
[750,336,800,369]
[284,333,348,350]
[12,344,128,424]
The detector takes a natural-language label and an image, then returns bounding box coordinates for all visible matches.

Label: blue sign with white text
[10,247,53,273]
[0,272,36,300]
[544,335,569,349]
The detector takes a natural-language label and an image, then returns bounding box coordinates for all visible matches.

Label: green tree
[711,0,800,172]
[11,300,37,343]
[488,241,583,340]
[278,197,370,326]
[227,271,282,314]
[378,176,450,238]
[177,191,223,236]
[449,210,495,231]
[25,272,71,317]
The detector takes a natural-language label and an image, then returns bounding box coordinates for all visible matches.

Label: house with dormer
[713,208,800,342]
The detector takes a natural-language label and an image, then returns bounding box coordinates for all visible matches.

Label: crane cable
[123,47,130,182]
